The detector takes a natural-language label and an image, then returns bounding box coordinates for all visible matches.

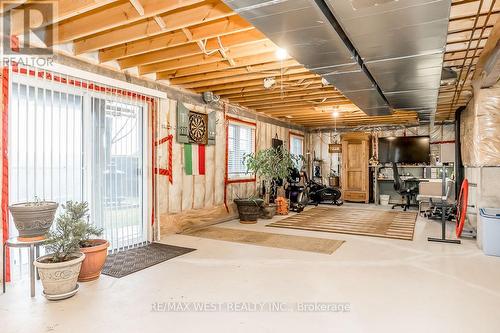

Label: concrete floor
[2,203,500,333]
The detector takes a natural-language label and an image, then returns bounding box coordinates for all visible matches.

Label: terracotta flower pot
[78,239,109,282]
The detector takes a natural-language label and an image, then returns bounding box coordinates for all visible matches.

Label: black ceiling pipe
[312,0,391,107]
[455,105,466,198]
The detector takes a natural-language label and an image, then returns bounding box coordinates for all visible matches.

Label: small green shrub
[44,201,103,263]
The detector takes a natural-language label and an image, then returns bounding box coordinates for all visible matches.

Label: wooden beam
[0,0,28,14]
[448,13,498,34]
[179,67,309,89]
[169,59,299,84]
[154,15,167,30]
[74,1,233,54]
[255,100,353,112]
[240,95,348,108]
[472,16,500,80]
[229,88,340,103]
[9,0,117,36]
[99,16,253,62]
[195,73,320,93]
[129,0,145,16]
[446,38,487,52]
[51,0,204,45]
[140,40,277,75]
[119,30,266,69]
[216,82,325,96]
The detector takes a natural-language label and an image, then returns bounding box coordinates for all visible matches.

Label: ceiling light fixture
[332,110,340,118]
[275,48,288,60]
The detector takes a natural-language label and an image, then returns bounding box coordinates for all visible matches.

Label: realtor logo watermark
[1,1,55,66]
[151,302,351,313]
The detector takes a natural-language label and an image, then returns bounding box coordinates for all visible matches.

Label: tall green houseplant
[244,145,301,203]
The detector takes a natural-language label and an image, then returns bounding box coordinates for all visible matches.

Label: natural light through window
[227,121,256,180]
[290,133,304,169]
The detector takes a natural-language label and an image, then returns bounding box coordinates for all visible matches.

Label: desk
[371,165,454,205]
[3,237,44,297]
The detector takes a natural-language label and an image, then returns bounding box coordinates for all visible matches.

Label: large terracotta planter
[78,239,109,282]
[9,201,58,240]
[34,252,85,300]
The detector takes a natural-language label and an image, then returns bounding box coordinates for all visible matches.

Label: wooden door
[341,134,369,202]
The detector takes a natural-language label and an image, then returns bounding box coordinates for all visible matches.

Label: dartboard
[188,112,208,144]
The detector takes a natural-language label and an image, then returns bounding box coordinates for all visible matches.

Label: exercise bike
[284,168,309,212]
[308,178,343,206]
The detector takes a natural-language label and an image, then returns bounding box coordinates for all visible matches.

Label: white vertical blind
[8,68,150,280]
[9,81,84,280]
[228,121,255,179]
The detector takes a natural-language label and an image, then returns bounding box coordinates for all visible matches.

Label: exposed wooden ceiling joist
[74,1,234,54]
[99,15,253,63]
[140,39,277,75]
[9,0,117,36]
[118,29,266,69]
[51,0,205,45]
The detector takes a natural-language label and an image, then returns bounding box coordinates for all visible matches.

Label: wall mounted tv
[378,136,430,164]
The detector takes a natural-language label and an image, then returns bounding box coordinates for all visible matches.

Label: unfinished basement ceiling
[224,0,453,123]
[9,0,498,128]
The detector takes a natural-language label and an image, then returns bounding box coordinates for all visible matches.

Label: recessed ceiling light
[332,111,340,118]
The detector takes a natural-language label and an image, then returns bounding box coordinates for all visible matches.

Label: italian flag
[184,143,206,176]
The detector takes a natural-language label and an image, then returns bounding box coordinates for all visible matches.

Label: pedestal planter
[78,239,109,282]
[34,252,85,300]
[234,198,264,224]
[9,201,58,240]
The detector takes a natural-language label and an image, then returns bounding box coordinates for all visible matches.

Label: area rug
[102,243,196,278]
[267,206,417,241]
[183,226,344,254]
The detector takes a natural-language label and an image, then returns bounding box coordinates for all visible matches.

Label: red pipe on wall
[2,67,10,282]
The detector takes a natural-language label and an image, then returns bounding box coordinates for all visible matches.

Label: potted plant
[77,203,108,282]
[9,197,58,241]
[34,201,88,300]
[243,145,300,220]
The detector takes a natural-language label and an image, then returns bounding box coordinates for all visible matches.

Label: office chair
[392,162,418,211]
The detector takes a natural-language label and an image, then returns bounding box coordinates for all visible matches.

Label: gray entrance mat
[102,243,196,278]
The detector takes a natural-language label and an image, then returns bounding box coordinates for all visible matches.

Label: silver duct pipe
[224,0,451,122]
[224,0,392,116]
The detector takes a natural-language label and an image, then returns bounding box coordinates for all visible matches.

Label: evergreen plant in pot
[9,197,58,241]
[243,145,300,220]
[34,201,94,300]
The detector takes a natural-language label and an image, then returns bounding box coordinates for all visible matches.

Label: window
[227,120,256,180]
[290,133,304,169]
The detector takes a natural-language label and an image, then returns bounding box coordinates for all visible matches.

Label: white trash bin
[380,195,390,206]
[480,208,500,257]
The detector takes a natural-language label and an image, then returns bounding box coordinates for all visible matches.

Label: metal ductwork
[224,0,451,122]
[324,0,451,122]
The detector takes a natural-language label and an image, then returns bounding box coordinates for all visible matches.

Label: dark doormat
[102,243,196,278]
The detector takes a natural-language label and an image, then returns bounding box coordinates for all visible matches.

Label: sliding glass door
[8,74,148,279]
[91,97,146,251]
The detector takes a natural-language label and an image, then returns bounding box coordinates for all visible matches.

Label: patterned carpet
[102,243,196,278]
[267,206,417,240]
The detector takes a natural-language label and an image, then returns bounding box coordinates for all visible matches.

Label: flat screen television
[378,136,430,164]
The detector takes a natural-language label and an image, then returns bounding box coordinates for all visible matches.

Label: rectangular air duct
[225,0,452,122]
[224,0,392,116]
